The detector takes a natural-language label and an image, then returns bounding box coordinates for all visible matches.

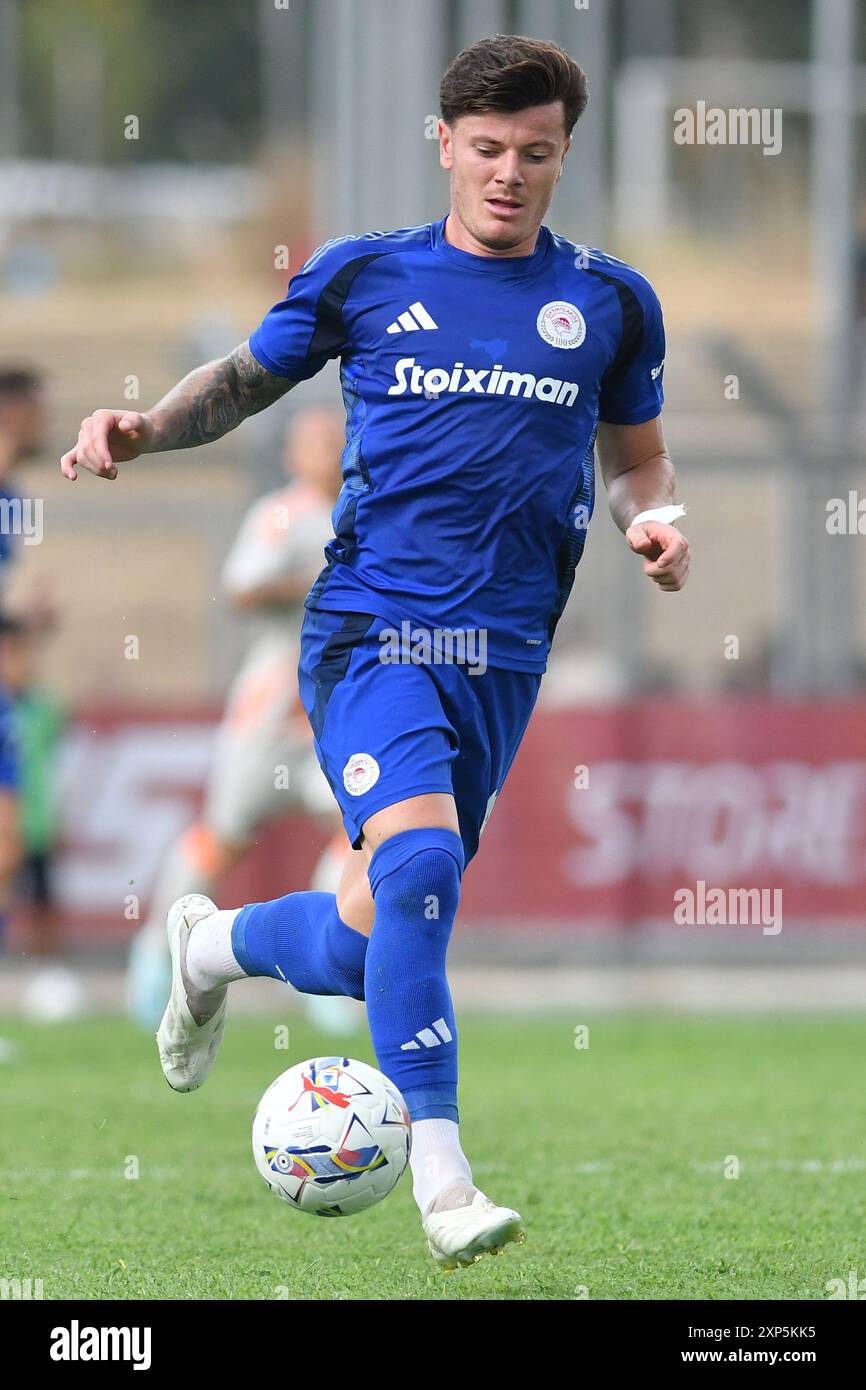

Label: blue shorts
[298,609,541,866]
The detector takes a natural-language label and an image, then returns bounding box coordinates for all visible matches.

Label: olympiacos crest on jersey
[536,301,587,349]
[343,753,381,795]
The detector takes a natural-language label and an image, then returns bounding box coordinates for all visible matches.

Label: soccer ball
[252,1056,412,1217]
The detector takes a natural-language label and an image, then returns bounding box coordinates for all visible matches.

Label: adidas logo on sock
[400,1017,453,1050]
[386,301,438,334]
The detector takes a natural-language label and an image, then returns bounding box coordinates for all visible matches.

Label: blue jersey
[249,216,665,672]
[0,487,21,587]
[0,688,19,791]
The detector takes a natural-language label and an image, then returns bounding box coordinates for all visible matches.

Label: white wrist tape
[630,504,686,527]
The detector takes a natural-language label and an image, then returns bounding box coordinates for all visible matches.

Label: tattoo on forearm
[148,342,295,451]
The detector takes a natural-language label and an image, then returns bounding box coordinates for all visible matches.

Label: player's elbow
[224,587,258,612]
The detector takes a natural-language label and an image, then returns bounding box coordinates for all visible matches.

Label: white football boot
[422,1183,526,1270]
[156,894,227,1092]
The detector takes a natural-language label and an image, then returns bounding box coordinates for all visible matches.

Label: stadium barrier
[23,700,866,945]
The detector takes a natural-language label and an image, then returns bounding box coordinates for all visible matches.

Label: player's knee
[368,828,464,933]
[378,847,461,926]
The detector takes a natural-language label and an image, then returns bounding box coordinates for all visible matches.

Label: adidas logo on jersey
[400,1017,453,1051]
[386,301,439,334]
[388,356,580,407]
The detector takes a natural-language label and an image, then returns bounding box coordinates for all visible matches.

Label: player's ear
[439,119,453,170]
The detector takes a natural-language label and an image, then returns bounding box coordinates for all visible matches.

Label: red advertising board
[459,700,866,924]
[35,701,866,941]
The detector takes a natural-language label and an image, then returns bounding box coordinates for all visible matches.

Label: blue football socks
[365,828,465,1122]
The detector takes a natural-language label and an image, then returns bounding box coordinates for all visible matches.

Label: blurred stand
[0,0,862,986]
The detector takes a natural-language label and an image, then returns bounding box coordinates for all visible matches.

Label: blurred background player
[0,614,76,1021]
[0,617,22,1060]
[0,369,78,1024]
[126,405,355,1031]
[0,368,46,597]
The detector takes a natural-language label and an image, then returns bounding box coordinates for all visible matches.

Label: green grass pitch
[1,1011,864,1300]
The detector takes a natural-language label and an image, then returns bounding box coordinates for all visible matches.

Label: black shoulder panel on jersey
[307,252,388,362]
[583,268,645,383]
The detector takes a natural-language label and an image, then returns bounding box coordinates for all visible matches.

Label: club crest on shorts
[342,752,380,796]
[536,300,586,349]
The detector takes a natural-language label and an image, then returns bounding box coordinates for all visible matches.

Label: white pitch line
[3,1157,864,1183]
[690,1157,866,1174]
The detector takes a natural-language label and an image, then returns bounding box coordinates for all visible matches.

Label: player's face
[0,634,31,691]
[0,390,47,464]
[439,103,571,256]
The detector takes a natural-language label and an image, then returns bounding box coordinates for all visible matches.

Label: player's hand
[625,520,690,592]
[60,409,155,480]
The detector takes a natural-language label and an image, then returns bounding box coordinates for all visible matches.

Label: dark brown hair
[0,368,41,403]
[440,34,589,137]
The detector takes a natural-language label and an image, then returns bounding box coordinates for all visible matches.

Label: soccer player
[0,368,46,597]
[0,369,46,932]
[0,616,22,1058]
[125,407,354,1032]
[0,372,77,1024]
[61,35,690,1268]
[0,616,64,954]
